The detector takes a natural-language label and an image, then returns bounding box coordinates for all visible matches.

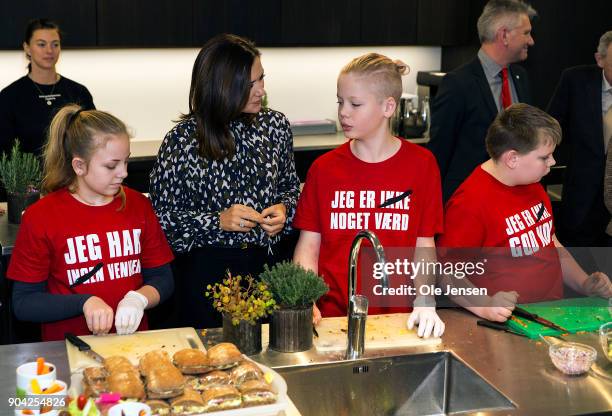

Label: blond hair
[340,53,407,103]
[43,104,129,207]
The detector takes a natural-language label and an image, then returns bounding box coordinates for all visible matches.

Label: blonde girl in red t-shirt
[7,105,174,341]
[293,53,446,338]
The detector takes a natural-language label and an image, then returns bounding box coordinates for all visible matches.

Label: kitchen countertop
[130,133,429,159]
[1,309,610,415]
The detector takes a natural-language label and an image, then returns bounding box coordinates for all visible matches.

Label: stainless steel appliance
[391,93,428,139]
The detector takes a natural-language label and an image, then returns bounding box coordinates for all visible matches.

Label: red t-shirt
[438,166,563,303]
[7,187,174,341]
[294,140,443,317]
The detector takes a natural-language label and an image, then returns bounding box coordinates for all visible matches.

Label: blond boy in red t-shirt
[293,53,445,338]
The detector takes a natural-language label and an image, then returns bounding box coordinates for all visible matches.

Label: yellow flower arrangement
[206,271,277,325]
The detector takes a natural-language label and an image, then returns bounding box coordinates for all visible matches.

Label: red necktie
[500,67,512,109]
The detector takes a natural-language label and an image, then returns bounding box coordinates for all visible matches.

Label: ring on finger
[239,219,245,228]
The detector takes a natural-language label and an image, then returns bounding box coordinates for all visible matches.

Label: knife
[65,332,105,363]
[477,320,527,337]
[513,306,569,333]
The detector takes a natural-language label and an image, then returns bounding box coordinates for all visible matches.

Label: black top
[150,108,301,253]
[547,64,608,245]
[11,264,173,323]
[0,75,95,156]
[427,57,531,201]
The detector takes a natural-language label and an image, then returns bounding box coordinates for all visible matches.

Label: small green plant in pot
[260,261,329,352]
[0,140,41,224]
[206,271,276,355]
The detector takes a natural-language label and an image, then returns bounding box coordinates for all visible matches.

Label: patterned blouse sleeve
[275,115,301,231]
[149,127,220,253]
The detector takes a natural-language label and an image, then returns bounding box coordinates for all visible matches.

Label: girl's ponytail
[42,104,80,193]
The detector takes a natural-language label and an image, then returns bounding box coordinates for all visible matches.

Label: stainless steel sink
[276,352,515,416]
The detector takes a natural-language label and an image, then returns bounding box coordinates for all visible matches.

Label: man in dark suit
[428,0,536,201]
[548,31,612,247]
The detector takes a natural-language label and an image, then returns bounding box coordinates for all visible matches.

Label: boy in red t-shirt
[7,105,174,341]
[438,103,612,322]
[293,53,445,338]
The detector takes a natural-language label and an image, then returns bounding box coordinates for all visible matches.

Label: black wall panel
[0,0,96,49]
[193,0,282,47]
[97,0,193,47]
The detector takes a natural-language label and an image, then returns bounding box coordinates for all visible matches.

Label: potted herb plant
[206,272,276,355]
[260,261,329,352]
[0,140,41,224]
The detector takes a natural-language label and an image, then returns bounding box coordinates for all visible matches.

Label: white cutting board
[313,313,441,351]
[66,327,205,372]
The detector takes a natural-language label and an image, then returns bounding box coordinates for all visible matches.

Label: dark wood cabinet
[417,0,471,46]
[97,0,193,47]
[281,0,360,45]
[193,0,282,46]
[360,0,418,45]
[0,0,96,49]
[0,0,494,49]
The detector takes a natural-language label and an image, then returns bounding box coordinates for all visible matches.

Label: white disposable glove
[115,290,148,335]
[407,306,445,338]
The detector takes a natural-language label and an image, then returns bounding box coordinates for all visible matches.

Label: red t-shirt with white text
[7,187,174,340]
[438,166,562,303]
[294,140,443,317]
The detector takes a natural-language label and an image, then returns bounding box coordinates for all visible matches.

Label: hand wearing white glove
[407,306,446,338]
[115,290,148,335]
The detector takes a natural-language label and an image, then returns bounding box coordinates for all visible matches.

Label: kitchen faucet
[346,230,389,359]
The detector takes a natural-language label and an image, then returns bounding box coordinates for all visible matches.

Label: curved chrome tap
[346,230,388,359]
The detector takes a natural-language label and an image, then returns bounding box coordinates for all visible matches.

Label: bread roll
[207,343,242,369]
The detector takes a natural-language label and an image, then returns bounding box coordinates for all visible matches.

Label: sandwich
[185,370,231,392]
[146,365,186,399]
[82,366,108,397]
[107,370,146,400]
[169,388,206,415]
[173,349,211,374]
[83,366,107,384]
[206,343,243,370]
[82,379,108,398]
[201,385,242,412]
[185,371,231,392]
[145,400,171,416]
[139,350,172,377]
[104,356,138,376]
[230,361,263,386]
[238,379,277,406]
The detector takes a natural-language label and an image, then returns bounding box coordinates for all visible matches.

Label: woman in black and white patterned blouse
[150,34,300,328]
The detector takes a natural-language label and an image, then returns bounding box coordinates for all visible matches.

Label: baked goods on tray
[77,342,279,412]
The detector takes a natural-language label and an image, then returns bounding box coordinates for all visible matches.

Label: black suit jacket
[428,57,531,201]
[547,65,607,245]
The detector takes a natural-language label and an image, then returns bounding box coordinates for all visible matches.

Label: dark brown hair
[24,18,62,73]
[486,103,561,160]
[182,34,260,160]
